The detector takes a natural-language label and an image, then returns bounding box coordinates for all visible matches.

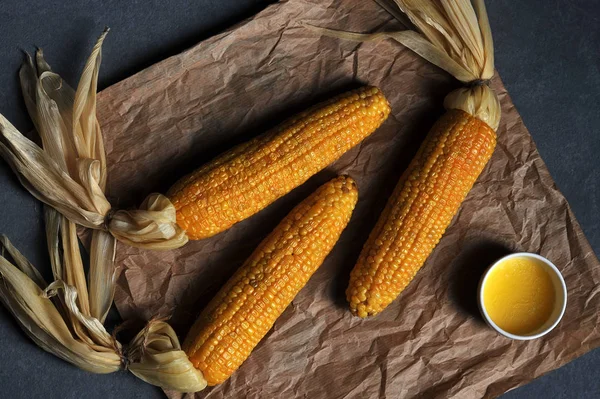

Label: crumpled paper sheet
[93,0,600,398]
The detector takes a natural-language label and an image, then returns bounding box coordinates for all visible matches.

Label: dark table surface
[1,1,599,398]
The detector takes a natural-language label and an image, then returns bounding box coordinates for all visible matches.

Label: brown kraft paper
[90,0,600,397]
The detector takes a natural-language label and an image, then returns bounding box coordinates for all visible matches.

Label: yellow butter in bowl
[479,253,567,340]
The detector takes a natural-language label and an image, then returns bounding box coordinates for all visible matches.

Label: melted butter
[483,256,556,335]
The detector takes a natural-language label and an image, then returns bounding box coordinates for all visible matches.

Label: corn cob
[168,87,389,240]
[183,176,358,385]
[347,110,496,318]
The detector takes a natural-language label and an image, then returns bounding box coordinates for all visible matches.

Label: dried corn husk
[0,29,187,250]
[0,31,206,393]
[0,230,206,391]
[0,233,122,374]
[309,0,501,131]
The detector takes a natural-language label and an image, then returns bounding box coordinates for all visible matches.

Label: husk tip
[34,47,46,66]
[19,49,34,67]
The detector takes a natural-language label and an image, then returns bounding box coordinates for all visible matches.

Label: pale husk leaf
[128,320,207,392]
[73,28,108,189]
[44,206,63,281]
[35,71,72,171]
[43,280,116,349]
[44,212,95,349]
[43,207,76,326]
[88,230,116,323]
[472,0,495,78]
[31,52,79,175]
[59,217,91,318]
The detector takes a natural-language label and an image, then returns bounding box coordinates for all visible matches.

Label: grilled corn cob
[168,87,389,240]
[183,176,358,385]
[347,110,496,318]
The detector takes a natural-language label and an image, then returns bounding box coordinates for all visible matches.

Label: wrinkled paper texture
[91,1,600,397]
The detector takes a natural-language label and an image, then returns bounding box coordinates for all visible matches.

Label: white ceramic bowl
[478,252,567,340]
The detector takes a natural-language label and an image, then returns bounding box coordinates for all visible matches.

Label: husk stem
[308,0,501,131]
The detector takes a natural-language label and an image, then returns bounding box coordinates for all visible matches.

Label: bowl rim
[478,252,567,341]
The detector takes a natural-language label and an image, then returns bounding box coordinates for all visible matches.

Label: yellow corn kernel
[168,87,389,239]
[184,176,358,385]
[347,109,497,318]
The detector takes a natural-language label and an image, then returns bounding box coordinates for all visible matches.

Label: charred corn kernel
[347,110,496,318]
[183,176,358,385]
[168,87,389,240]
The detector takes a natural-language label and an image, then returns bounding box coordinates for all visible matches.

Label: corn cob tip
[362,86,390,120]
[347,295,387,318]
[336,174,358,192]
[347,284,388,318]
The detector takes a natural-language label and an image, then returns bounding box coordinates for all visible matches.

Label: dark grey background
[0,0,598,398]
